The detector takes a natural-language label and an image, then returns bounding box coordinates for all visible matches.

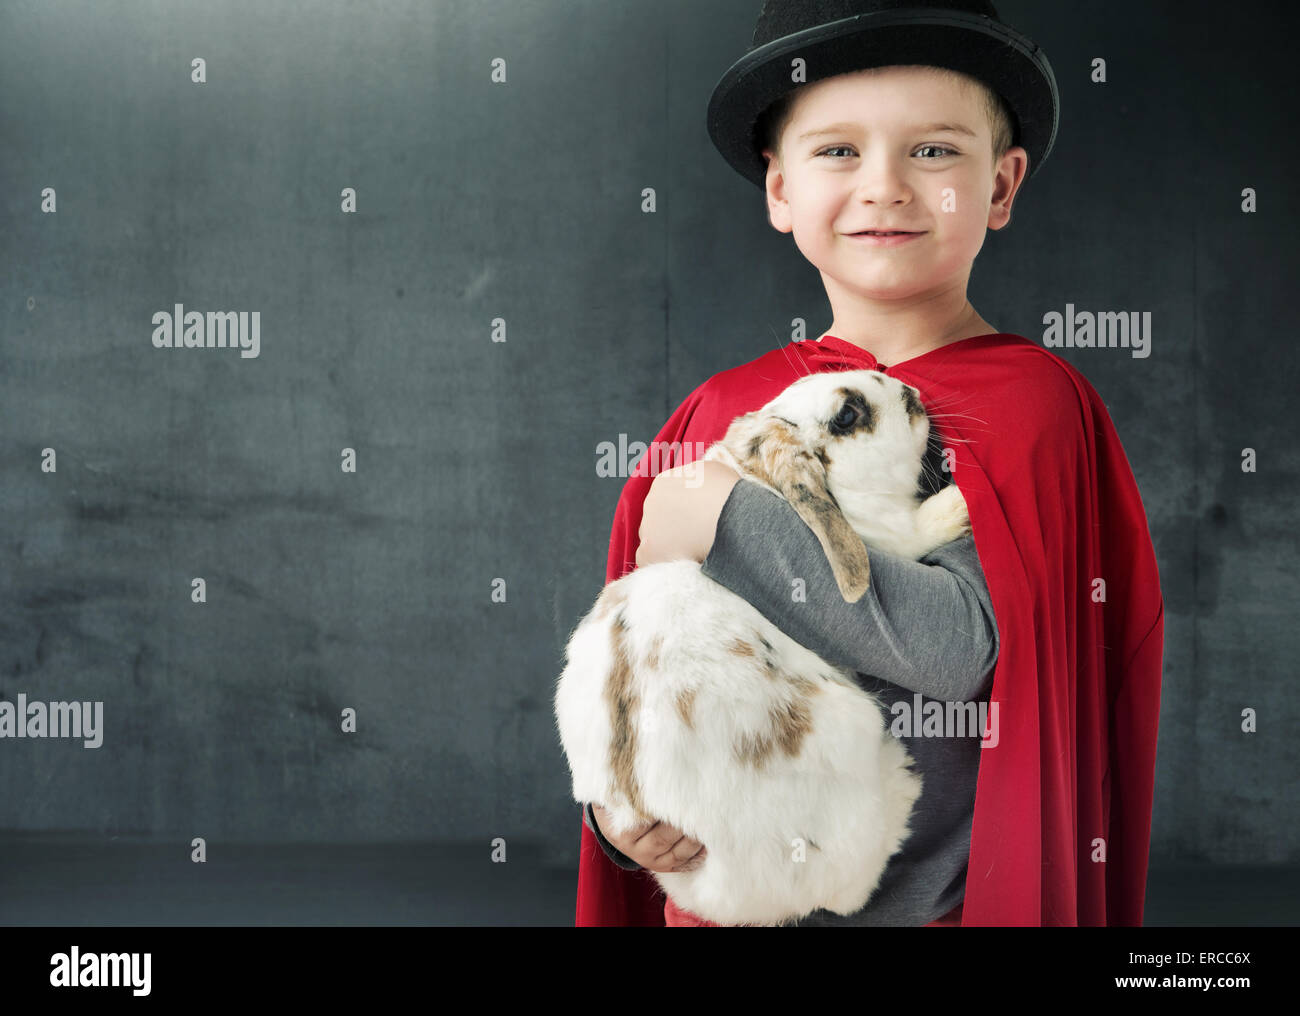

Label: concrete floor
[0,835,1294,925]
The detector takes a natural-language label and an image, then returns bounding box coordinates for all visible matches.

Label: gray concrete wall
[0,0,1295,881]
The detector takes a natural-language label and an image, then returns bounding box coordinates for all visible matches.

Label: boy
[575,0,1164,926]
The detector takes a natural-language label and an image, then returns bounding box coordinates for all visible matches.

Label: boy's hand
[636,460,741,567]
[591,804,708,873]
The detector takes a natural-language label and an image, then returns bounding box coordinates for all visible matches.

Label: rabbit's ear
[720,414,871,603]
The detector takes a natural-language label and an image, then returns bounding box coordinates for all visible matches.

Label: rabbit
[554,368,972,926]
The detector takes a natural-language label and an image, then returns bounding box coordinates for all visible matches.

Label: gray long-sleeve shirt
[584,477,1000,926]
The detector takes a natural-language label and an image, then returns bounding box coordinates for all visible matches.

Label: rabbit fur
[555,368,972,926]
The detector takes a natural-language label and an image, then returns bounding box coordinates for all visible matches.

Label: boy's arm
[700,479,998,702]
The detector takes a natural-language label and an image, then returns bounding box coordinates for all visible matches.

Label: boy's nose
[848,156,912,202]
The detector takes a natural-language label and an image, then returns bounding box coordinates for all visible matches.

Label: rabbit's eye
[831,404,858,432]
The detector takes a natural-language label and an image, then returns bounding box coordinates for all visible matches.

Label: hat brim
[706,8,1058,189]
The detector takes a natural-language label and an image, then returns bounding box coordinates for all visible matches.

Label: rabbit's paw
[916,483,971,550]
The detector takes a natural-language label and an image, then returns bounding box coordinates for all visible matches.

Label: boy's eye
[814,144,958,160]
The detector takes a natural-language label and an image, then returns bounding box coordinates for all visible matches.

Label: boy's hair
[756,65,1016,175]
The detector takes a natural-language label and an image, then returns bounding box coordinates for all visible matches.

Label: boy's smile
[844,230,926,247]
[760,65,1028,362]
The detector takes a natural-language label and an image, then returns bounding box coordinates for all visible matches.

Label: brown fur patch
[675,686,697,729]
[901,385,926,423]
[604,611,648,819]
[591,581,628,621]
[733,687,815,769]
[645,634,663,670]
[727,637,756,657]
[764,422,805,460]
[788,674,822,697]
[832,387,877,436]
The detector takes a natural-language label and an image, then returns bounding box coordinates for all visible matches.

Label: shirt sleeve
[700,479,998,703]
[583,801,643,871]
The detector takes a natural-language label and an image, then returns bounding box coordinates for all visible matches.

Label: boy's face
[761,65,1027,305]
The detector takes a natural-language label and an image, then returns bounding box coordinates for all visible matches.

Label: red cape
[574,332,1165,926]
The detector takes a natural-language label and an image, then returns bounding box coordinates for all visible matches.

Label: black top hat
[706,0,1059,189]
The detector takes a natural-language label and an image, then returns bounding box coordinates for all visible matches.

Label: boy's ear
[763,153,793,234]
[988,146,1030,232]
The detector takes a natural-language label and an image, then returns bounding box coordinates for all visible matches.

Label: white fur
[554,369,971,926]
